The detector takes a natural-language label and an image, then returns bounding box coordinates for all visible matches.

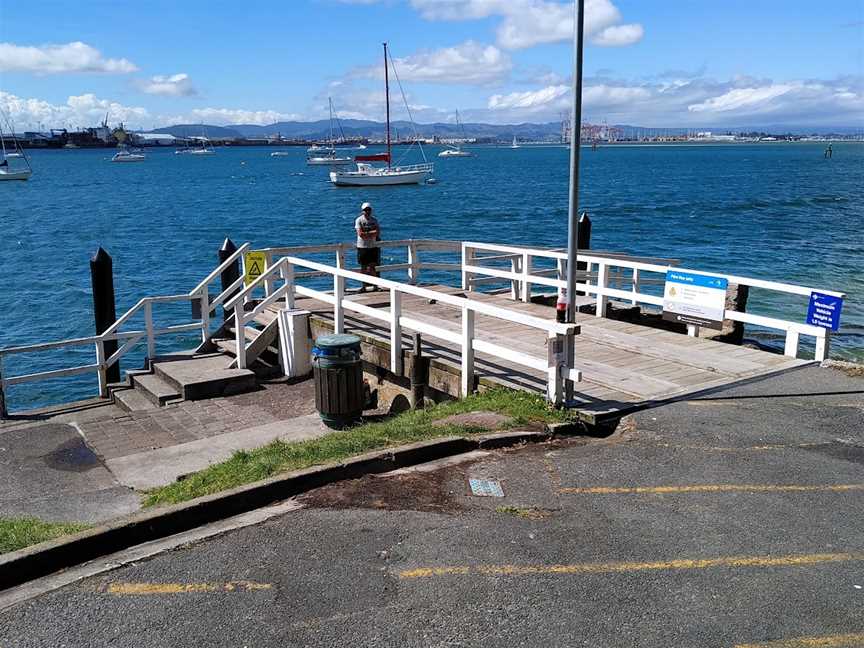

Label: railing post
[564,330,575,403]
[218,238,241,323]
[784,329,800,358]
[334,273,345,334]
[264,251,275,298]
[234,304,247,368]
[390,288,403,374]
[631,268,641,306]
[510,255,520,300]
[336,244,345,270]
[90,247,120,384]
[95,340,108,398]
[199,289,210,343]
[282,260,295,310]
[0,354,8,419]
[815,330,831,361]
[407,241,418,285]
[461,243,473,291]
[144,300,155,361]
[547,332,565,406]
[461,307,475,397]
[595,262,608,318]
[522,252,532,303]
[687,324,700,337]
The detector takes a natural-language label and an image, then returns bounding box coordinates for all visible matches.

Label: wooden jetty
[0,239,843,423]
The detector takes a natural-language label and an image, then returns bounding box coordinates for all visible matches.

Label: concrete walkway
[0,380,321,524]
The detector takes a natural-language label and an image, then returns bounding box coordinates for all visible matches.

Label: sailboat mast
[384,42,391,169]
[328,97,334,147]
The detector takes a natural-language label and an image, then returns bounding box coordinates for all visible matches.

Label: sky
[0,0,862,131]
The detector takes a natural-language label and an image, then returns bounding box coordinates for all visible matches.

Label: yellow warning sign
[244,251,267,286]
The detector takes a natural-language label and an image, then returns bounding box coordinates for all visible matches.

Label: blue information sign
[807,292,843,332]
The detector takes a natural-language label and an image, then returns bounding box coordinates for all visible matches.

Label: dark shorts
[357,247,380,267]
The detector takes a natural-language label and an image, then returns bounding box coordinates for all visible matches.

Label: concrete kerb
[0,427,565,591]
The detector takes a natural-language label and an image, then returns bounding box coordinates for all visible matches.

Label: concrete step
[113,386,159,412]
[130,372,183,406]
[153,353,256,400]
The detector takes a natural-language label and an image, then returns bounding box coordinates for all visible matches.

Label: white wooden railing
[0,243,250,416]
[462,241,845,361]
[223,255,581,404]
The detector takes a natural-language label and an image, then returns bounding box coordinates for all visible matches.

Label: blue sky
[1,0,862,130]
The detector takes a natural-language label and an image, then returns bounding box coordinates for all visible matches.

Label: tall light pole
[565,0,585,322]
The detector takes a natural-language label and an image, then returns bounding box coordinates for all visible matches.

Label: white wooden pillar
[282,260,295,310]
[407,242,419,285]
[546,332,565,406]
[334,273,345,334]
[461,307,475,396]
[144,300,155,360]
[95,340,108,397]
[461,244,473,291]
[521,252,532,303]
[234,304,246,368]
[815,331,830,361]
[595,262,608,318]
[631,268,641,306]
[264,251,275,297]
[390,288,403,374]
[687,324,700,337]
[510,256,520,300]
[784,329,800,358]
[199,289,210,343]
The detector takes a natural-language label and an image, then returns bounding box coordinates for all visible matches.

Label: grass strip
[144,389,571,508]
[0,517,91,554]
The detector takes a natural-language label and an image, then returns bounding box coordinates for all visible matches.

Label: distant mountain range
[150,121,862,141]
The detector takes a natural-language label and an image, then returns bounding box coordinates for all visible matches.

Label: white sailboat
[510,135,520,149]
[112,146,146,162]
[330,43,433,187]
[0,124,32,181]
[438,109,473,158]
[176,126,215,155]
[307,99,353,166]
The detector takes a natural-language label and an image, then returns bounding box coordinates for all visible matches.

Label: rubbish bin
[312,333,364,428]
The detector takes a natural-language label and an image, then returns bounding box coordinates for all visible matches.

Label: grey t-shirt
[355,213,380,248]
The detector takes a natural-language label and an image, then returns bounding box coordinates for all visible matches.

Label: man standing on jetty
[355,201,381,291]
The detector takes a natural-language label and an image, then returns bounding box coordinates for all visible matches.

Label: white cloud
[0,91,150,129]
[410,0,644,50]
[488,84,570,111]
[481,76,864,125]
[354,41,512,85]
[190,107,303,125]
[139,73,198,97]
[0,41,137,74]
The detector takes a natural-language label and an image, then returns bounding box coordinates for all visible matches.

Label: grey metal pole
[565,0,585,323]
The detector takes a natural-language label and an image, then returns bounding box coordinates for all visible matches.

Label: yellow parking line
[398,552,864,579]
[104,580,272,595]
[559,484,864,495]
[735,632,864,647]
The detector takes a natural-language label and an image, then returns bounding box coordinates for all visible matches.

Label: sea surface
[2,142,862,411]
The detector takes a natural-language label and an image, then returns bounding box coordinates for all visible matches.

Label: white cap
[360,202,372,211]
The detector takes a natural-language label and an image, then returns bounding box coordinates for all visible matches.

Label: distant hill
[151,124,245,139]
[147,120,862,141]
[150,120,565,141]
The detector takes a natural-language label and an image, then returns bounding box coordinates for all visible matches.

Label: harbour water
[2,142,862,410]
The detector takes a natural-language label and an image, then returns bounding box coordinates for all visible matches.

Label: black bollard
[218,237,241,323]
[575,212,591,296]
[90,247,120,384]
[410,332,428,410]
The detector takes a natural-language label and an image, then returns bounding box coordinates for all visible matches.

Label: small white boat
[308,152,353,166]
[510,135,520,149]
[187,147,215,155]
[438,110,473,158]
[0,125,32,180]
[330,162,433,186]
[438,147,472,158]
[112,149,146,162]
[271,151,291,157]
[307,144,327,153]
[329,43,434,187]
[0,167,31,181]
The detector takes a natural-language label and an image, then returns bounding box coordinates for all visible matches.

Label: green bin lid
[314,334,361,351]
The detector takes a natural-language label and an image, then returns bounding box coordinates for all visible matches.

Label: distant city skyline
[1,0,862,130]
